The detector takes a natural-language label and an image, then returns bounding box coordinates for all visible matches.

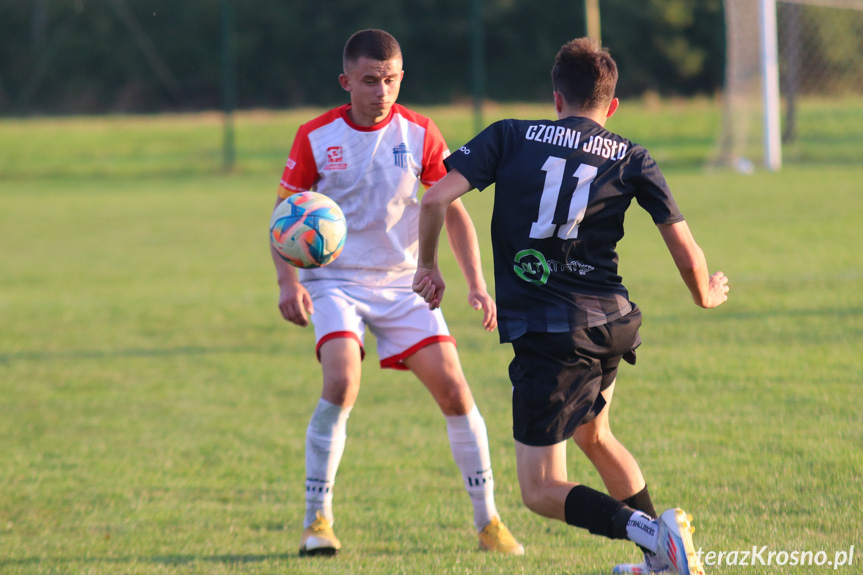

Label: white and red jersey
[279,104,450,287]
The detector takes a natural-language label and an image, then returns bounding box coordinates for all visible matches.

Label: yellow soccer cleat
[478,517,525,555]
[299,511,342,557]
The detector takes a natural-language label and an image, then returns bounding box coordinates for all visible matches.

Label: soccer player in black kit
[413,38,729,575]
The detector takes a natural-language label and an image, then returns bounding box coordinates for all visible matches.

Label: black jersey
[444,115,684,342]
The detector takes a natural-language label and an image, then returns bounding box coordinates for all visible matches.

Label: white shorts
[306,282,455,370]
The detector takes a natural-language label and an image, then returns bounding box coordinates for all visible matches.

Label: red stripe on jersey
[393,105,449,187]
[279,103,449,196]
[279,107,344,195]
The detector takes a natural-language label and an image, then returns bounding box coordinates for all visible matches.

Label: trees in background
[1,0,725,114]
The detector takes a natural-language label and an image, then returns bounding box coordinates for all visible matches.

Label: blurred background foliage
[0,0,727,115]
[2,0,860,117]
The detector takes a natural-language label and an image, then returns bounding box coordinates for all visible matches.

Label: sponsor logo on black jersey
[514,251,596,286]
[548,259,594,276]
[514,249,550,286]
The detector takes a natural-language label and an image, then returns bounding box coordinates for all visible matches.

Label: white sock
[644,550,669,570]
[445,405,498,532]
[304,398,352,528]
[626,510,659,553]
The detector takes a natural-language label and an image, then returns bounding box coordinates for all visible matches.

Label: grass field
[1,100,861,574]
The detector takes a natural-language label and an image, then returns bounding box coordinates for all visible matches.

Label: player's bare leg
[573,382,672,572]
[514,440,692,571]
[320,337,363,408]
[573,382,646,501]
[514,440,572,520]
[405,342,523,554]
[403,340,474,415]
[299,337,362,556]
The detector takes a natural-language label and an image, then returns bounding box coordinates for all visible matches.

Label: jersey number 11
[528,157,597,240]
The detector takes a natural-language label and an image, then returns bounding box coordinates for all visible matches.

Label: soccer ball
[269,192,347,268]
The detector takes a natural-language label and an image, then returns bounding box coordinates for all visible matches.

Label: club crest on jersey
[393,143,410,168]
[324,146,347,170]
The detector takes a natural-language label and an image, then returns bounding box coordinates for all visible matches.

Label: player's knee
[519,486,541,513]
[423,370,473,415]
[434,384,473,415]
[573,425,613,455]
[321,374,360,406]
[518,480,553,516]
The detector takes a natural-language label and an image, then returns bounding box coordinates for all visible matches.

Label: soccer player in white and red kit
[272,29,523,557]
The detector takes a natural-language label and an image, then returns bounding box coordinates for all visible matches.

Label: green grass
[1,101,862,574]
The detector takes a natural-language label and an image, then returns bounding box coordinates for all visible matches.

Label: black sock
[564,485,634,540]
[622,485,657,518]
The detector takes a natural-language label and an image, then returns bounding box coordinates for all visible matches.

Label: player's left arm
[441,195,497,332]
[414,171,488,320]
[658,220,729,309]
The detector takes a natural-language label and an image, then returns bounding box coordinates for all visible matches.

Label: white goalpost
[759,0,782,171]
[716,0,863,171]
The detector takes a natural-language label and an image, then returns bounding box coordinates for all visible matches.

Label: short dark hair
[551,37,618,112]
[343,29,402,69]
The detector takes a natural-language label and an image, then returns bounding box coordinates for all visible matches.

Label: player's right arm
[657,221,729,309]
[271,195,314,327]
[273,124,318,327]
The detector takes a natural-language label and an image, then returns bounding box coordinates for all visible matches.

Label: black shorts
[508,305,642,447]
